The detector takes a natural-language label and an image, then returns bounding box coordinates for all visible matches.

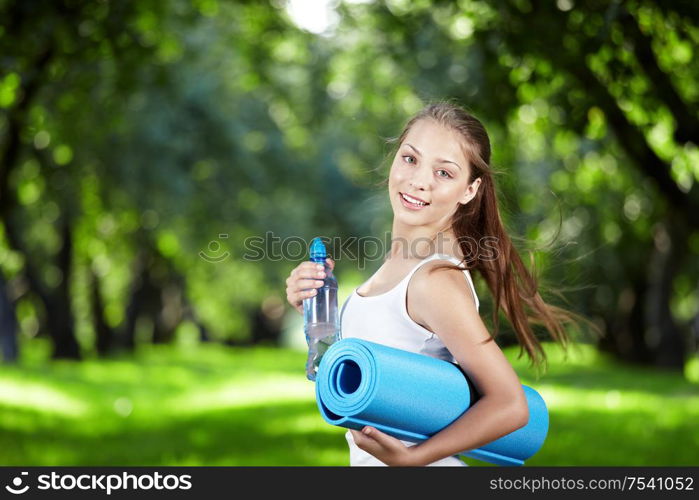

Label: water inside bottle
[303,238,340,380]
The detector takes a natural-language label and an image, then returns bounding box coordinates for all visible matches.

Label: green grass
[0,338,697,466]
[510,343,699,466]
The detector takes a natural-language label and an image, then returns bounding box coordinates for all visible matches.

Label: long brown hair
[384,99,596,369]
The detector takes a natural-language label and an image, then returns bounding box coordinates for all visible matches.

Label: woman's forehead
[403,119,468,163]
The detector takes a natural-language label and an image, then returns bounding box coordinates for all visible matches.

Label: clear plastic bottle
[303,237,341,381]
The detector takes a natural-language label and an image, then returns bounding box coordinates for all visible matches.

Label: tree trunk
[604,278,654,364]
[601,218,688,370]
[644,219,687,369]
[0,41,53,362]
[181,298,210,342]
[121,251,147,350]
[0,274,19,362]
[90,268,114,356]
[249,296,285,345]
[121,248,178,347]
[47,221,80,359]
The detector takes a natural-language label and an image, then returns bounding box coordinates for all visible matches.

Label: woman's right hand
[285,257,335,314]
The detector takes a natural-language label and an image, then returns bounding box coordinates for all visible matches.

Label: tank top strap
[396,253,479,311]
[394,254,447,295]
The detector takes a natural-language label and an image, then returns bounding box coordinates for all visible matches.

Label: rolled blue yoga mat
[315,338,548,466]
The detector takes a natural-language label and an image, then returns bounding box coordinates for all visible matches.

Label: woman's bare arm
[405,263,529,463]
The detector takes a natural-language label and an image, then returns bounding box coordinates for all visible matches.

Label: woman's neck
[386,222,460,262]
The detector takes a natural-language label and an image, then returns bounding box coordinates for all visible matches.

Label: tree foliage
[1,0,697,371]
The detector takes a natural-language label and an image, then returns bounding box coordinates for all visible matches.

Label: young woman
[285,101,581,466]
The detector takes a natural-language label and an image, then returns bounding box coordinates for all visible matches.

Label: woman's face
[388,118,481,231]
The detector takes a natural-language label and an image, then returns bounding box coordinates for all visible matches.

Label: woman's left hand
[349,427,424,466]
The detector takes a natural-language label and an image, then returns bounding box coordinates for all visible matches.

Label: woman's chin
[394,212,429,226]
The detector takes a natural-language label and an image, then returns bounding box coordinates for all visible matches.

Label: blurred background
[1,0,698,466]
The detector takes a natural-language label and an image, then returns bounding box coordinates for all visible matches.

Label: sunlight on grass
[506,341,602,372]
[167,374,315,413]
[1,339,698,465]
[538,385,699,413]
[272,413,337,434]
[0,378,90,417]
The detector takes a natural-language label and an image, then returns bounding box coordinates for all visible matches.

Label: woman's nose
[410,164,432,190]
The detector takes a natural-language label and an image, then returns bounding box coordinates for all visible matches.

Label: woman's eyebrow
[404,143,462,170]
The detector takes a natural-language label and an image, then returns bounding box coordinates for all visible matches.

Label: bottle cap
[309,237,327,263]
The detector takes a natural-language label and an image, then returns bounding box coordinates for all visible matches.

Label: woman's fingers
[361,427,401,448]
[286,265,325,286]
[296,278,326,290]
[350,428,383,457]
[286,283,317,303]
[285,258,334,313]
[292,261,327,278]
[285,262,325,312]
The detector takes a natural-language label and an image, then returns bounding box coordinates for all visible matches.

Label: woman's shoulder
[406,258,479,329]
[410,258,474,295]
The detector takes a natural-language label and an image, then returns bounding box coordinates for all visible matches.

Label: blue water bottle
[303,237,341,381]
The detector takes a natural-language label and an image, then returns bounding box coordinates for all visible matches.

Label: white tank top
[339,253,479,466]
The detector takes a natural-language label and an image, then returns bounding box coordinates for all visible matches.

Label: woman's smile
[399,192,431,210]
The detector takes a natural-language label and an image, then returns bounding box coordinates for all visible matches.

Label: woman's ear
[459,177,482,205]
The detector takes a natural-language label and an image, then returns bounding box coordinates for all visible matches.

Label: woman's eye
[437,170,452,178]
[402,155,416,165]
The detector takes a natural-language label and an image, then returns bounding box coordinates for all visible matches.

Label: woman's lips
[399,192,430,210]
